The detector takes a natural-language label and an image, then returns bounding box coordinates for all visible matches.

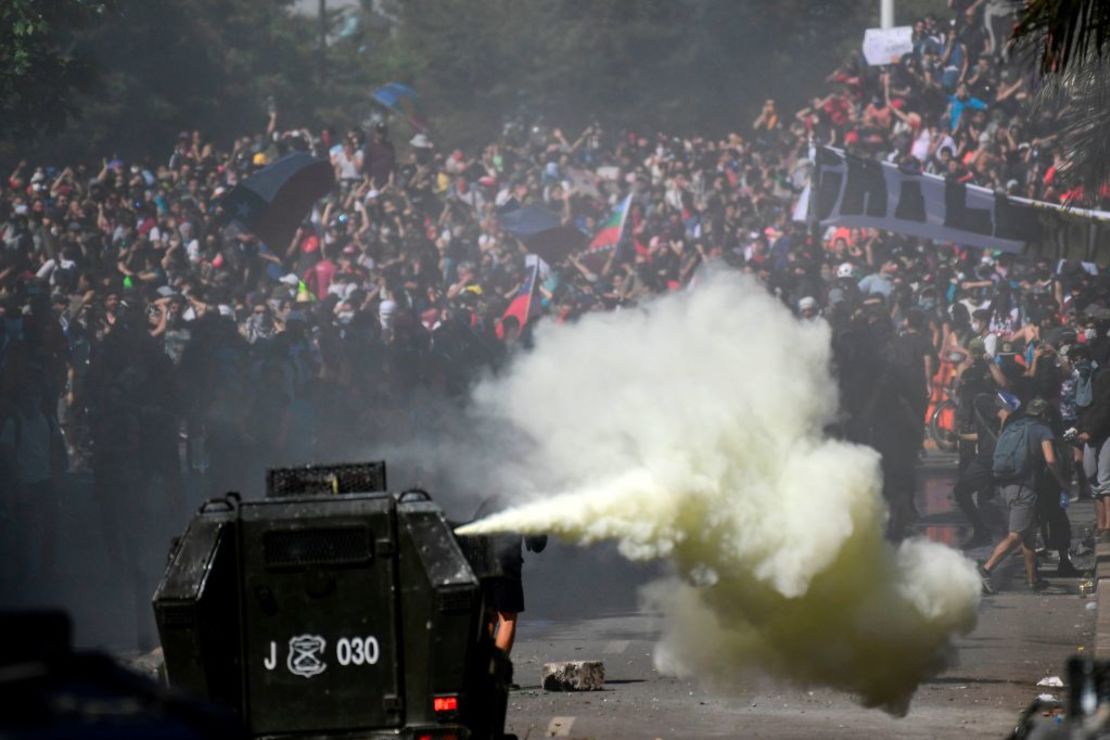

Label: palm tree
[1015,0,1110,191]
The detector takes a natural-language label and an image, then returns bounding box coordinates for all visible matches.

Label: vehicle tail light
[433,694,459,715]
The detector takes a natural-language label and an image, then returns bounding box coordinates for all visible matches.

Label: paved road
[506,457,1098,739]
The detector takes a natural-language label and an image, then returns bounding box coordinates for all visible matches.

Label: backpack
[1075,361,1099,409]
[992,416,1034,481]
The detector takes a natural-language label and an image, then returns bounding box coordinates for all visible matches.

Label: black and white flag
[804,147,1040,253]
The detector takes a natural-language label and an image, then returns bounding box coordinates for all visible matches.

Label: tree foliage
[0,0,110,137]
[368,0,874,146]
[1015,0,1110,190]
[4,0,922,160]
[2,0,318,163]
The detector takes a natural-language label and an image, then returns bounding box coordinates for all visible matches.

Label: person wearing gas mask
[1082,317,1110,368]
[244,301,278,344]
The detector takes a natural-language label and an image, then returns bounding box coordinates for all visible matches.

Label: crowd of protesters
[2,1,1110,595]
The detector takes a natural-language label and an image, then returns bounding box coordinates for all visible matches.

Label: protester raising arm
[354,199,372,241]
[996,76,1025,106]
[8,160,26,189]
[50,167,72,198]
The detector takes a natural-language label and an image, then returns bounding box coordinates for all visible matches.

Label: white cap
[798,296,819,311]
[279,273,300,287]
[409,133,433,149]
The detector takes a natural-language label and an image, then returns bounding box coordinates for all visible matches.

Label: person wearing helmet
[826,263,861,311]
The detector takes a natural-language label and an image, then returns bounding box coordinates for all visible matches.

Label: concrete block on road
[542,660,605,691]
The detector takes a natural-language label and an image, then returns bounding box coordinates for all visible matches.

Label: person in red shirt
[303,245,336,301]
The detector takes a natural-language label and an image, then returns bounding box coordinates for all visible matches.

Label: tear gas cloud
[458,270,981,714]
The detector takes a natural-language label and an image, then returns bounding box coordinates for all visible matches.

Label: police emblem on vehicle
[287,635,327,678]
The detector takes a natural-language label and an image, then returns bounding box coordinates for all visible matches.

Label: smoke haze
[458,270,981,714]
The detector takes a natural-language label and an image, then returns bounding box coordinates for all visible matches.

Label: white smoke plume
[457,270,981,714]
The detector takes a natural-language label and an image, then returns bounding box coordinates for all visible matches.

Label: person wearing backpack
[1078,352,1110,538]
[978,397,1064,593]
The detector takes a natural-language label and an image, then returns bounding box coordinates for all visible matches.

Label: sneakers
[977,562,995,595]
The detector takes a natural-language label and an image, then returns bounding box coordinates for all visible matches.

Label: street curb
[1096,541,1110,658]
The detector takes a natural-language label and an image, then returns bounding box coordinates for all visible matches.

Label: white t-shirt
[333,149,362,181]
[910,128,932,163]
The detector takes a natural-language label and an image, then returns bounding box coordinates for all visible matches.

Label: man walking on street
[978,396,1065,593]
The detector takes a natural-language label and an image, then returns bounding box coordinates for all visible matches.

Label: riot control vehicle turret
[153,462,510,739]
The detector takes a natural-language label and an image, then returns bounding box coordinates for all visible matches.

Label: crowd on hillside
[2,1,1110,591]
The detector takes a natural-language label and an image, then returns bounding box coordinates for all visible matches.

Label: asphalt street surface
[507,454,1098,739]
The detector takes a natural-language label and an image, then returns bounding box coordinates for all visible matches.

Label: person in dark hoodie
[1078,355,1110,538]
[953,390,1003,549]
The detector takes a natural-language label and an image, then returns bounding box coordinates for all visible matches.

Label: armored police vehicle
[153,462,510,739]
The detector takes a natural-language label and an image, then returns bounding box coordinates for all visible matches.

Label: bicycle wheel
[929,400,959,452]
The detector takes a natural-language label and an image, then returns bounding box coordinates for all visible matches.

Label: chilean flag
[499,255,541,338]
[589,194,631,250]
[219,152,334,248]
[582,194,632,270]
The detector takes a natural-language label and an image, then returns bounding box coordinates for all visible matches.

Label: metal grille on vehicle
[263,526,373,567]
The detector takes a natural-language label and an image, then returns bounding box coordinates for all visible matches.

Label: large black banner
[810,147,1040,253]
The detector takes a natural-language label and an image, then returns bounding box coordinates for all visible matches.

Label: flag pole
[807,137,822,253]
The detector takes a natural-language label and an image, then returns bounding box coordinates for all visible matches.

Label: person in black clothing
[1078,354,1110,537]
[1026,341,1080,575]
[1034,407,1080,577]
[473,498,547,656]
[954,337,1002,472]
[954,391,1005,549]
[1082,317,1110,368]
[893,310,937,449]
